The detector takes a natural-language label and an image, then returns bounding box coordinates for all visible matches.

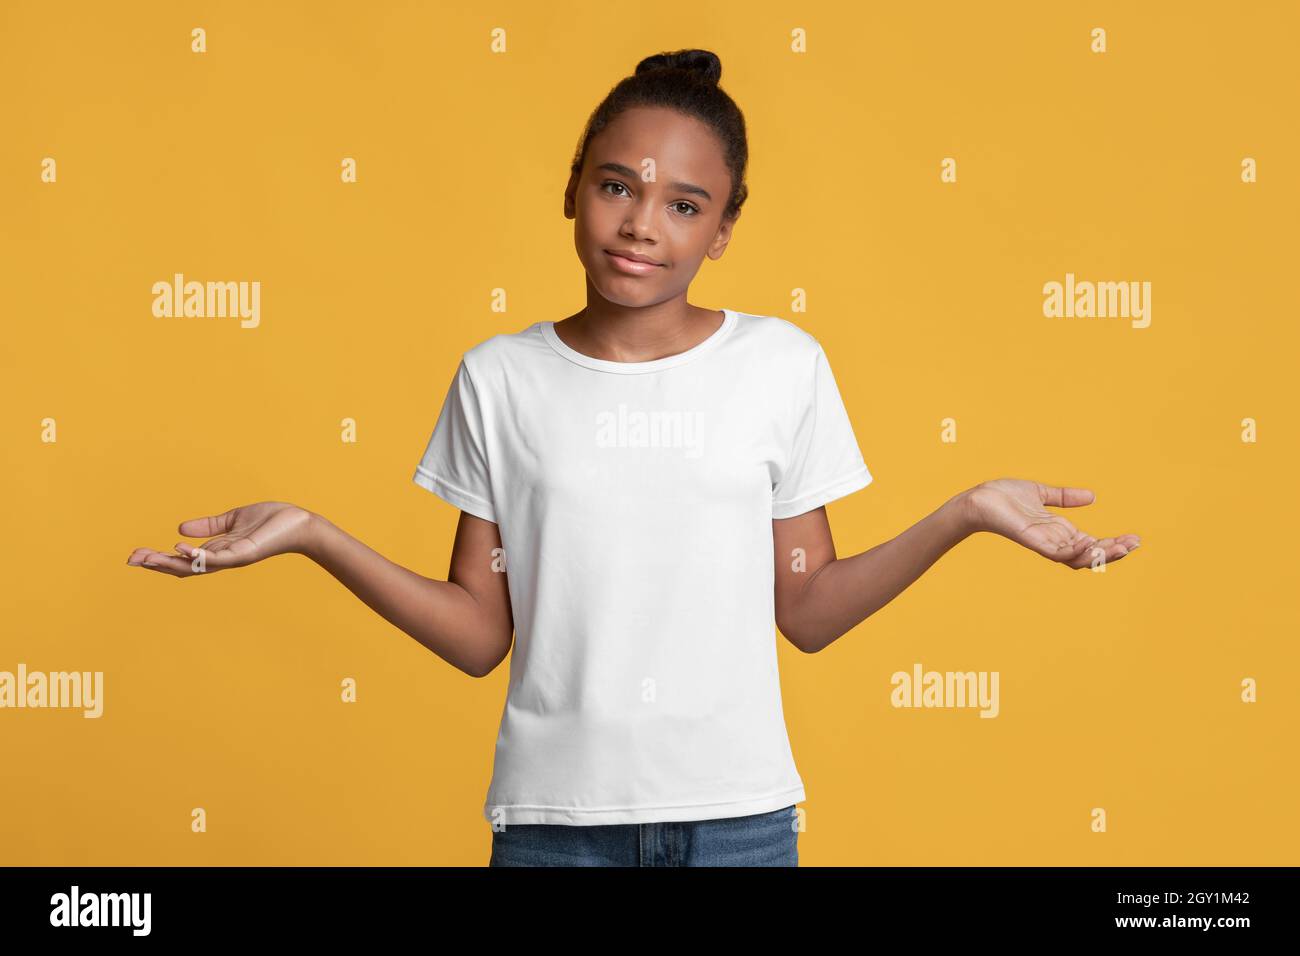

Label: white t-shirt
[412,308,874,825]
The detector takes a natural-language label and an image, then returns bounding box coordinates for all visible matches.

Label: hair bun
[634,49,722,85]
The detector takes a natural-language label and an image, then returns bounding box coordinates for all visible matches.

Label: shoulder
[458,320,550,385]
[728,310,826,376]
[733,309,822,348]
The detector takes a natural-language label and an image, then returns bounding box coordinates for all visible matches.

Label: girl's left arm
[772,478,1142,654]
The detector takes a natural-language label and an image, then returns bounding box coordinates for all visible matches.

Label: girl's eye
[600,182,698,216]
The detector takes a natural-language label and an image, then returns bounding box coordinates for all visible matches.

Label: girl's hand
[126,501,315,577]
[965,478,1141,570]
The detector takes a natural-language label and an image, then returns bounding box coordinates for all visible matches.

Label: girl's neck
[554,304,725,364]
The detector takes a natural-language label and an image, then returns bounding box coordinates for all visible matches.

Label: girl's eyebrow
[597,161,712,201]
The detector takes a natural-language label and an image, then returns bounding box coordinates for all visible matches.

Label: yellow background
[2,0,1296,865]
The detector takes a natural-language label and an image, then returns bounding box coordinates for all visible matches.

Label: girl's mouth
[604,251,664,275]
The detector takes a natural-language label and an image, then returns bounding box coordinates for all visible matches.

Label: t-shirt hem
[482,785,806,826]
[412,466,497,523]
[771,463,873,519]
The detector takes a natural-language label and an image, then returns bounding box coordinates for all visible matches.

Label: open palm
[968,478,1141,570]
[126,501,312,577]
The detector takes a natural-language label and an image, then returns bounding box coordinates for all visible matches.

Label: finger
[129,546,231,576]
[175,540,224,556]
[172,540,231,564]
[1069,539,1132,569]
[131,550,195,576]
[184,541,246,570]
[127,547,195,567]
[1056,537,1097,561]
[1088,535,1142,555]
[1065,531,1143,569]
[1062,531,1098,558]
[1032,522,1092,557]
[178,510,237,538]
[1039,484,1096,508]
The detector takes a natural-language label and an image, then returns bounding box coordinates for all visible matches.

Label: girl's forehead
[594,110,728,169]
[605,105,712,138]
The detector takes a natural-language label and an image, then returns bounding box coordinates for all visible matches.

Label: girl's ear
[563,169,581,219]
[707,216,737,260]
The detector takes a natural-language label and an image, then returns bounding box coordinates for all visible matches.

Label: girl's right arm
[127,501,514,678]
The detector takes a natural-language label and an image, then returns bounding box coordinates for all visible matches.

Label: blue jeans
[488,804,799,867]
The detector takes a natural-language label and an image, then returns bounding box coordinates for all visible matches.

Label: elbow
[794,633,826,655]
[778,618,821,655]
[780,616,845,655]
[465,629,514,678]
[464,657,503,679]
[464,652,502,679]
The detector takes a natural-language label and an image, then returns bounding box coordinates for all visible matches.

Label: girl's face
[565,105,736,309]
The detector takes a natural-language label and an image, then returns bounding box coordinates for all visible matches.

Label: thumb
[1041,485,1096,508]
[178,509,237,538]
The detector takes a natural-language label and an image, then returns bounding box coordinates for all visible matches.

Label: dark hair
[569,49,749,221]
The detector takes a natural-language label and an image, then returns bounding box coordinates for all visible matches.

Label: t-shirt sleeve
[771,342,874,519]
[412,358,498,523]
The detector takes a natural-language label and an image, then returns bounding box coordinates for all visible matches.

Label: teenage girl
[127,49,1142,867]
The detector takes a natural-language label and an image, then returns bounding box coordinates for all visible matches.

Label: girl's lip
[604,250,663,274]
